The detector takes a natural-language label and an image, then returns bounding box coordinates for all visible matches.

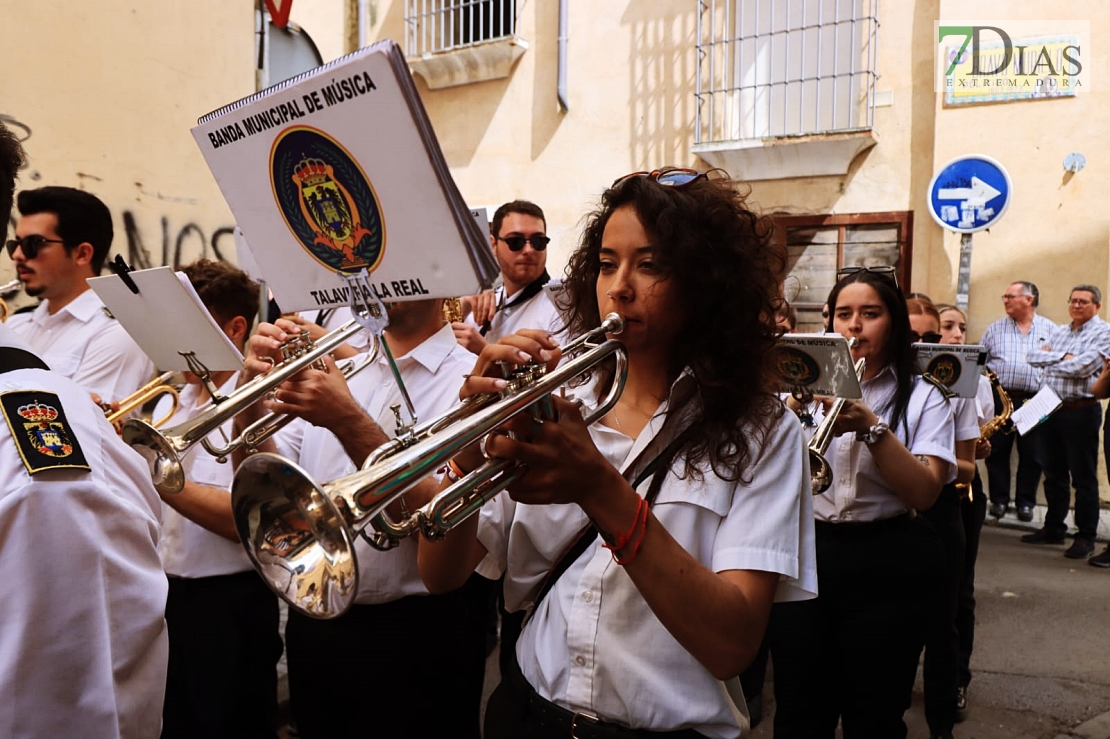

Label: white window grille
[695,0,879,144]
[405,0,516,57]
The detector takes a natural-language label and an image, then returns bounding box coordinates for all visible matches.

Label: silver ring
[480,432,497,461]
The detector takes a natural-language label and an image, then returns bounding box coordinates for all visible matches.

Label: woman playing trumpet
[418,167,816,738]
[768,269,956,739]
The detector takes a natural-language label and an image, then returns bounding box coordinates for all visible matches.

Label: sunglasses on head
[5,234,67,260]
[496,234,550,252]
[612,167,709,189]
[836,265,900,291]
[910,330,943,344]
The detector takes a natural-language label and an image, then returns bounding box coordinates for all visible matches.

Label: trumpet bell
[123,419,186,494]
[233,452,357,619]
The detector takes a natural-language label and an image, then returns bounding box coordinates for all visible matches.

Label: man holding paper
[981,281,1056,522]
[1022,285,1110,560]
[6,186,154,403]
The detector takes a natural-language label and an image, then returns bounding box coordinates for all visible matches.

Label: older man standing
[1022,285,1110,559]
[980,281,1057,522]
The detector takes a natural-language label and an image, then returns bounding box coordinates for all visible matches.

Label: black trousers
[1039,403,1102,541]
[769,514,943,739]
[161,571,282,739]
[957,472,987,688]
[919,485,967,735]
[985,394,1041,509]
[285,574,490,739]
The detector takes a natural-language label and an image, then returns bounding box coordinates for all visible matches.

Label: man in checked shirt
[1022,284,1110,560]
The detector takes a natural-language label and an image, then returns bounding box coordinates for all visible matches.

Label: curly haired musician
[419,168,817,738]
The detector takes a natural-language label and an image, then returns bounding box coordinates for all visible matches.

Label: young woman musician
[419,168,817,738]
[769,269,955,739]
[937,302,995,722]
[907,298,976,739]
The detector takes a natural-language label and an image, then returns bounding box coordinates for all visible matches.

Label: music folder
[191,39,500,314]
[913,344,986,399]
[88,267,244,372]
[777,334,862,399]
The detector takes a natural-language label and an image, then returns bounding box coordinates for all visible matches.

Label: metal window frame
[695,0,880,144]
[775,210,914,311]
[405,0,518,57]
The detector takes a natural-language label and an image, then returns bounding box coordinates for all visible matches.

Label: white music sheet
[1011,385,1062,435]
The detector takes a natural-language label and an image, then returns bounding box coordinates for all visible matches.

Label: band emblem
[777,347,822,386]
[270,125,385,274]
[926,353,962,387]
[1,391,90,474]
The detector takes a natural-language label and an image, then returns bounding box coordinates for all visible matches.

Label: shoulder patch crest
[1,391,91,474]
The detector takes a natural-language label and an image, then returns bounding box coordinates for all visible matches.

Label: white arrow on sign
[938,176,1001,207]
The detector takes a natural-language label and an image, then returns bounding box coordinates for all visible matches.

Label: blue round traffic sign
[927,155,1012,233]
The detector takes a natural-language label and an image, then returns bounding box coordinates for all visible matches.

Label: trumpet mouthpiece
[601,312,625,335]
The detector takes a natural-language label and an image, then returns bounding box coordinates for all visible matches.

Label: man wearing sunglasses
[6,186,153,403]
[453,200,565,355]
[0,121,169,738]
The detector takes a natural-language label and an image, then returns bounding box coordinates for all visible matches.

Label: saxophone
[979,369,1013,439]
[957,370,1012,502]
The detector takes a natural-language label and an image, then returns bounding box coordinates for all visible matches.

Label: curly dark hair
[826,270,915,435]
[559,170,785,482]
[0,121,25,223]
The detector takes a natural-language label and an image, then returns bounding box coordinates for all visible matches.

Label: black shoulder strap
[0,347,50,374]
[479,270,551,337]
[527,377,700,615]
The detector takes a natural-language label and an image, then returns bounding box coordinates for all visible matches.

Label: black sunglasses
[613,167,709,188]
[496,234,550,252]
[5,234,67,259]
[836,265,900,291]
[910,331,943,344]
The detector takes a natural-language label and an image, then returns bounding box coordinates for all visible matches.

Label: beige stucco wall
[929,1,1110,338]
[0,0,254,304]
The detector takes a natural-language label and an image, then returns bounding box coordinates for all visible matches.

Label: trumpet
[808,353,867,494]
[442,297,465,323]
[232,313,628,619]
[105,371,181,429]
[122,319,378,495]
[0,278,22,322]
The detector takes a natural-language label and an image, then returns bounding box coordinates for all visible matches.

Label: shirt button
[582,591,593,603]
[575,656,587,666]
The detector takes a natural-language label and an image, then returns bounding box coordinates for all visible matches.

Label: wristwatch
[856,420,889,445]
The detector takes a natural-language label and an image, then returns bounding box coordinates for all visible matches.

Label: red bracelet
[444,458,467,483]
[612,513,649,566]
[602,496,649,564]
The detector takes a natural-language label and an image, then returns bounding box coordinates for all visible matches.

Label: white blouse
[812,365,956,523]
[476,383,817,738]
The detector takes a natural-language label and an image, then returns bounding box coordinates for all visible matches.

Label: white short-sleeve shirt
[274,323,475,604]
[470,282,567,346]
[7,288,155,403]
[813,367,956,523]
[154,374,253,578]
[0,329,168,739]
[475,386,817,738]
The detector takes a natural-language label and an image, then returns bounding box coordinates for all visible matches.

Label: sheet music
[1011,385,1062,435]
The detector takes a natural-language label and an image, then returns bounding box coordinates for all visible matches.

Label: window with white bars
[695,0,880,143]
[405,0,516,57]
